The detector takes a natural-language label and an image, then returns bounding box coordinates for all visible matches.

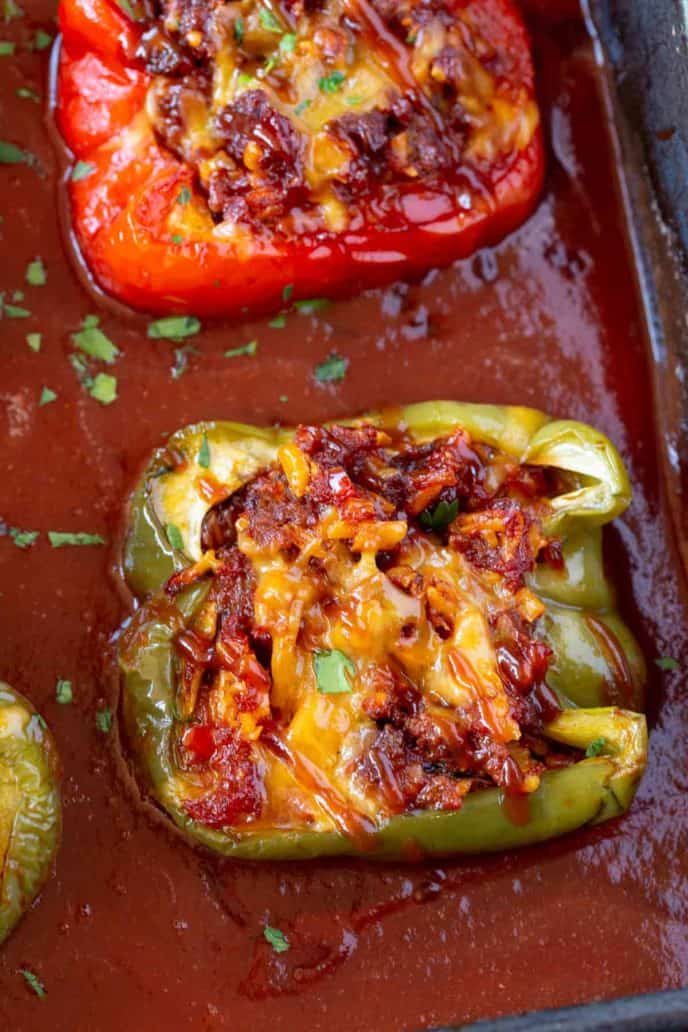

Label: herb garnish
[313,649,355,694]
[38,386,56,406]
[56,679,73,704]
[294,99,311,116]
[295,298,330,314]
[170,233,184,246]
[313,352,348,384]
[263,925,290,953]
[71,160,95,181]
[176,186,191,206]
[655,656,679,671]
[89,372,118,404]
[148,315,200,341]
[73,316,119,363]
[17,86,39,102]
[280,32,296,52]
[4,0,23,21]
[26,332,41,351]
[259,7,281,32]
[19,969,46,998]
[6,526,38,549]
[0,140,27,164]
[319,70,345,94]
[233,16,244,43]
[585,737,606,758]
[1,294,30,317]
[48,531,105,547]
[166,523,184,551]
[0,40,15,54]
[269,314,286,329]
[282,283,294,303]
[224,339,257,358]
[26,257,46,286]
[96,708,112,733]
[419,499,459,533]
[197,433,210,469]
[33,29,52,50]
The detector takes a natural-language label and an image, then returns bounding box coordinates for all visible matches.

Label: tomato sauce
[1,3,687,1029]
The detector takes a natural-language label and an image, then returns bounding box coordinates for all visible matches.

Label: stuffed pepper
[118,402,647,859]
[56,0,544,317]
[0,684,61,943]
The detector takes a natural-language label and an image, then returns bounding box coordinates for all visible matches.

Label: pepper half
[56,0,543,316]
[0,684,62,943]
[118,402,646,859]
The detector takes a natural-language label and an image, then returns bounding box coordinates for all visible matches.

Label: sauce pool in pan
[1,2,687,1029]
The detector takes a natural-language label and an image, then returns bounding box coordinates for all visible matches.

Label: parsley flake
[295,297,330,315]
[280,32,296,52]
[224,339,257,358]
[166,523,184,551]
[89,372,118,405]
[73,318,118,363]
[176,186,191,206]
[56,679,73,705]
[313,352,347,384]
[197,432,211,469]
[259,7,281,32]
[170,233,184,246]
[17,86,39,102]
[48,531,105,547]
[419,499,459,533]
[585,737,606,758]
[38,386,56,407]
[282,283,294,303]
[263,925,290,953]
[96,708,112,734]
[148,315,200,341]
[26,332,41,351]
[0,140,27,164]
[71,160,95,181]
[19,970,45,998]
[234,16,244,43]
[319,70,345,94]
[294,99,311,116]
[0,39,15,54]
[313,649,355,694]
[655,656,679,672]
[269,314,286,329]
[33,28,51,50]
[8,527,38,549]
[3,0,23,21]
[26,257,46,286]
[2,299,30,318]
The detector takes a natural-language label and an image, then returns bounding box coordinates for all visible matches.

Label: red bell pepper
[56,0,544,317]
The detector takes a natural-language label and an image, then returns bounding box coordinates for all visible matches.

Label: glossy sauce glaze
[1,3,687,1030]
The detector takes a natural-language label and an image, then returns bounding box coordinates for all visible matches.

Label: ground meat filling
[166,423,573,831]
[134,0,539,233]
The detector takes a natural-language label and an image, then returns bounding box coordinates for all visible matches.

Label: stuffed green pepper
[0,683,61,942]
[118,401,647,859]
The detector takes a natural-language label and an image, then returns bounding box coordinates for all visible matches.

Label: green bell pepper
[0,683,61,943]
[118,402,647,859]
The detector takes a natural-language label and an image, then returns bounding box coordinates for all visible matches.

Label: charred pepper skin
[0,684,62,943]
[118,402,647,859]
[55,0,544,317]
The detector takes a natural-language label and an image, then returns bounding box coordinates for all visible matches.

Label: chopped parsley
[237,72,255,87]
[26,257,46,286]
[1,297,30,317]
[269,314,286,329]
[0,139,25,164]
[313,649,355,694]
[48,531,105,547]
[176,186,191,206]
[319,70,345,94]
[280,32,296,52]
[294,99,311,116]
[71,160,95,181]
[295,298,330,315]
[585,737,606,758]
[19,970,45,998]
[89,372,118,405]
[17,86,39,102]
[73,316,118,363]
[655,656,679,671]
[96,708,112,734]
[26,332,41,351]
[166,522,184,551]
[224,339,257,358]
[6,526,38,549]
[282,283,294,303]
[38,386,56,407]
[419,499,459,533]
[170,233,184,246]
[233,16,244,44]
[55,679,73,705]
[313,352,348,384]
[4,0,23,21]
[263,925,290,953]
[0,40,15,54]
[197,432,210,469]
[33,28,52,50]
[148,315,200,341]
[171,344,197,379]
[258,7,281,33]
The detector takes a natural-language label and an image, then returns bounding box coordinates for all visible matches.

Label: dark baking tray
[441,2,688,1029]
